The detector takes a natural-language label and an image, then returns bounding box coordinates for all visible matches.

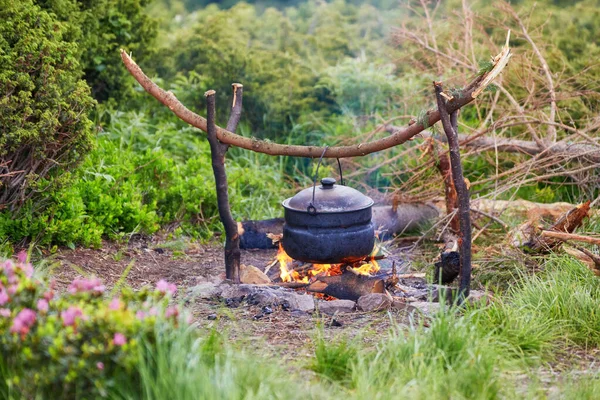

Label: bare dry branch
[120,47,508,158]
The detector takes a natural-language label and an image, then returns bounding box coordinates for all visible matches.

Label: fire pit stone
[316,299,356,315]
[357,293,392,312]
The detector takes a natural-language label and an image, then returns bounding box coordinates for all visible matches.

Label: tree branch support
[205,84,244,282]
[435,82,472,302]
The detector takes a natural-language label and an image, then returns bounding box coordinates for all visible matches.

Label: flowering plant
[0,253,188,397]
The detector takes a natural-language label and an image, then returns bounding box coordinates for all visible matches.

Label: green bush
[0,0,95,211]
[0,108,287,247]
[158,1,395,140]
[0,254,188,398]
[37,0,158,103]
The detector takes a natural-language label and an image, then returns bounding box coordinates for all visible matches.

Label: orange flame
[277,243,381,283]
[349,243,381,276]
[349,259,380,275]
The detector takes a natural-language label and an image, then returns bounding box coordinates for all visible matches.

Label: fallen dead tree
[386,126,600,164]
[519,201,591,254]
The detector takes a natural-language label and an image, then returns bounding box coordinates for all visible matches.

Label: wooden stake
[435,82,472,302]
[205,85,244,283]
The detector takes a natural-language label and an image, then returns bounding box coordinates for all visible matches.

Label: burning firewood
[306,271,385,301]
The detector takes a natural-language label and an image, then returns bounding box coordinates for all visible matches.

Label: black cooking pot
[281,177,375,264]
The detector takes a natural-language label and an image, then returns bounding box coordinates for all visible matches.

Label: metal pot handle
[308,146,344,214]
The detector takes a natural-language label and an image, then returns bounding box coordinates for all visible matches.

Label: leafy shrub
[0,108,286,247]
[318,58,403,116]
[0,0,95,211]
[159,1,394,140]
[0,254,187,398]
[36,0,158,103]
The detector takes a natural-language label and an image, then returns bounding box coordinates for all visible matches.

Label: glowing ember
[276,243,381,283]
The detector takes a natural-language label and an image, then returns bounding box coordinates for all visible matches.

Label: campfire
[277,243,381,284]
[271,243,391,301]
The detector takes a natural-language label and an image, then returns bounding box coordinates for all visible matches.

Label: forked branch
[435,82,473,302]
[120,42,510,158]
[206,85,244,282]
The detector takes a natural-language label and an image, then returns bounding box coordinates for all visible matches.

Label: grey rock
[186,282,223,300]
[280,292,315,312]
[220,284,257,299]
[409,301,441,316]
[246,290,280,307]
[357,293,392,312]
[317,299,356,315]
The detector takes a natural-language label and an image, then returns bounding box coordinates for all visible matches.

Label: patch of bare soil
[49,235,275,290]
[46,236,414,357]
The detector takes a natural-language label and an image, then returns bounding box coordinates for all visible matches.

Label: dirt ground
[37,235,600,388]
[46,236,417,357]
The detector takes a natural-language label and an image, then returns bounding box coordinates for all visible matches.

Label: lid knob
[321,177,336,189]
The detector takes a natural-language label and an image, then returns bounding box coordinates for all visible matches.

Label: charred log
[433,236,461,284]
[306,271,384,301]
[239,218,284,249]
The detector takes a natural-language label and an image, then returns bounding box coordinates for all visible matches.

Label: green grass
[5,254,600,398]
[560,375,600,400]
[306,254,600,399]
[112,326,328,400]
[110,254,600,399]
[309,330,360,386]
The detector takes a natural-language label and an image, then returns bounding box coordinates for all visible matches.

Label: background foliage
[1,0,599,248]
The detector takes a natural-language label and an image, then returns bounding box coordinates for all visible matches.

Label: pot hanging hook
[308,146,345,214]
[308,146,329,215]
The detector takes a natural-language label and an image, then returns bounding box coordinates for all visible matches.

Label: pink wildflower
[156,279,177,296]
[96,362,104,370]
[0,308,10,317]
[149,307,158,316]
[20,263,34,278]
[7,285,18,295]
[10,308,36,336]
[165,306,179,318]
[37,299,49,313]
[109,298,122,311]
[3,260,14,276]
[16,251,27,264]
[0,290,8,306]
[136,310,147,320]
[113,333,126,346]
[61,306,84,327]
[68,277,105,295]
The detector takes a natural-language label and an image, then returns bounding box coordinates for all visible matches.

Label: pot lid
[283,178,374,213]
